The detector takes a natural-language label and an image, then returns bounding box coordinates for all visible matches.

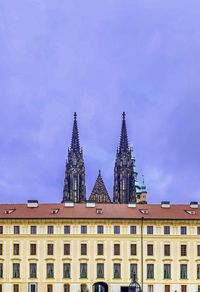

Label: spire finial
[98,169,101,176]
[141,175,146,191]
[74,112,77,120]
[122,111,126,119]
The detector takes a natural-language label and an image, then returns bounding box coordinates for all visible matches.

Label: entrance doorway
[28,283,37,292]
[93,282,108,292]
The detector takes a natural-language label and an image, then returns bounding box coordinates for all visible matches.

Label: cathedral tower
[62,113,86,203]
[113,112,136,203]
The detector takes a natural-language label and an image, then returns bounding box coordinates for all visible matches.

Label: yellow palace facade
[0,201,200,292]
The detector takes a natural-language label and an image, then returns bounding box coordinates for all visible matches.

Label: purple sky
[0,1,200,204]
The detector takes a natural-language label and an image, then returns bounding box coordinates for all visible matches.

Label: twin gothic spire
[62,112,147,204]
[62,113,86,203]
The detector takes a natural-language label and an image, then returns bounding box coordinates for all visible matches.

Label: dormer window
[4,208,15,214]
[185,210,196,215]
[96,208,103,214]
[50,208,59,214]
[139,209,149,214]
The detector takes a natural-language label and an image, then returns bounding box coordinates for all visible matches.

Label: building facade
[0,202,200,292]
[0,113,199,292]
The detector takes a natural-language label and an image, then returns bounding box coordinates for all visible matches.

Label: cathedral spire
[62,113,86,203]
[89,170,111,203]
[119,112,129,153]
[113,113,136,203]
[70,112,80,153]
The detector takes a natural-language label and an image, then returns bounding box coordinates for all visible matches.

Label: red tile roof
[0,203,199,220]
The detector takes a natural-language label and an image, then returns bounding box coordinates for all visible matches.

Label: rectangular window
[147,244,153,256]
[30,243,37,256]
[47,263,54,278]
[130,244,137,256]
[181,226,187,235]
[147,264,154,279]
[0,284,2,292]
[14,226,20,234]
[97,263,104,278]
[180,264,187,279]
[29,263,37,278]
[47,284,53,292]
[130,264,137,279]
[164,264,171,279]
[81,226,87,234]
[81,244,87,256]
[47,226,54,234]
[130,226,137,234]
[97,244,104,256]
[80,263,87,278]
[13,244,19,255]
[0,244,2,256]
[13,263,20,278]
[114,226,120,234]
[97,225,104,234]
[198,245,200,256]
[30,226,37,234]
[47,244,54,256]
[181,285,187,292]
[64,244,70,256]
[114,244,120,256]
[0,263,3,278]
[64,226,70,234]
[63,263,70,278]
[113,263,121,278]
[165,285,170,292]
[64,284,70,292]
[148,285,153,292]
[197,264,200,279]
[181,245,187,256]
[197,227,200,235]
[164,226,170,235]
[164,244,170,256]
[147,226,153,234]
[13,284,19,292]
[0,226,3,234]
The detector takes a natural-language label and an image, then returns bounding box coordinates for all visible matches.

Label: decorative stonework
[113,112,136,203]
[62,113,86,203]
[89,170,111,203]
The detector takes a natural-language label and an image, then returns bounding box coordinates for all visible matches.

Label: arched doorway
[93,282,108,292]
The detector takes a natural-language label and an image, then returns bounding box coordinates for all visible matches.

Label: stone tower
[62,113,86,203]
[113,112,136,203]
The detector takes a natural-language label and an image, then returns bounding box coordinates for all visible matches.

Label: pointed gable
[89,170,111,203]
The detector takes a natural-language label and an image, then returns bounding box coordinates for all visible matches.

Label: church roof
[89,170,111,203]
[0,203,200,220]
